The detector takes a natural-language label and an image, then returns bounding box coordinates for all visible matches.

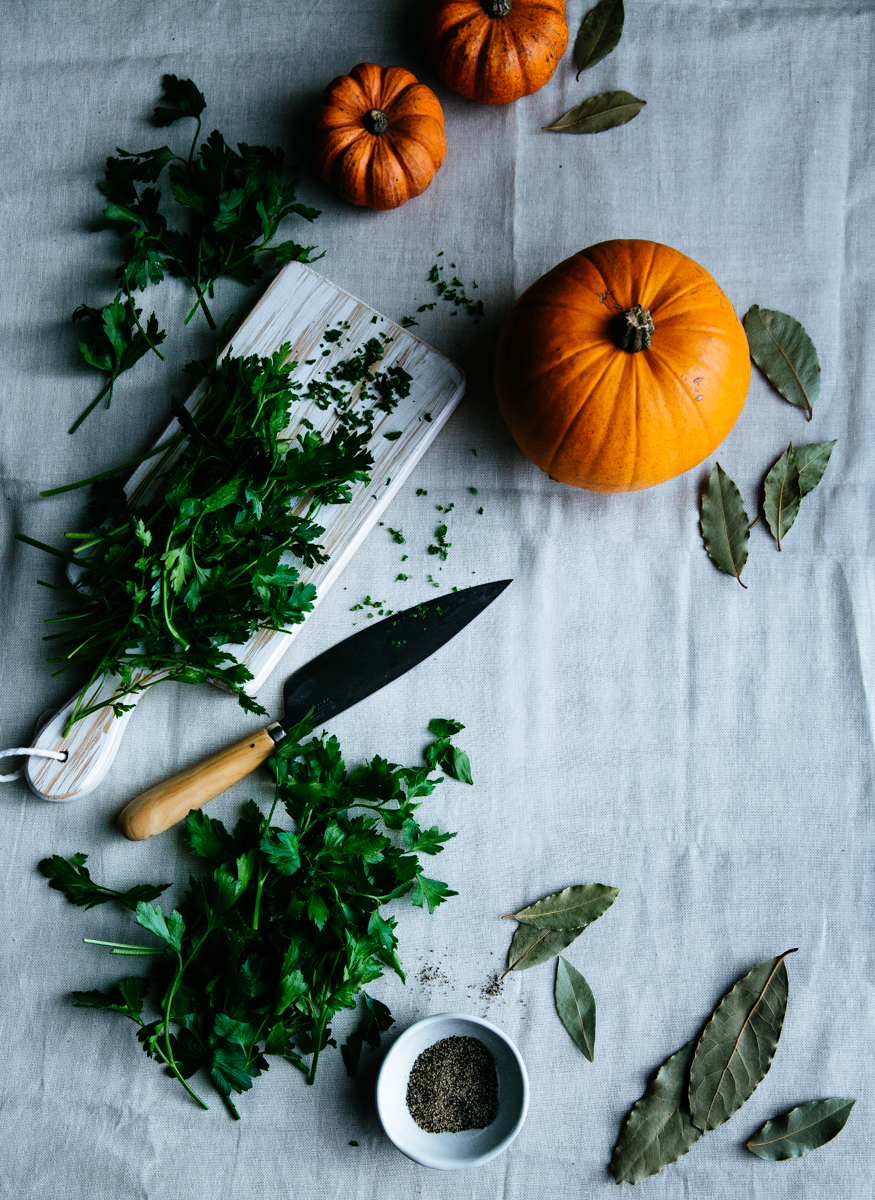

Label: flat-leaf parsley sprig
[19,344,373,729]
[40,716,466,1118]
[20,329,418,731]
[71,75,321,432]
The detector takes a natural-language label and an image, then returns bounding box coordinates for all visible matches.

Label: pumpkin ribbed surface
[494,240,751,493]
[314,63,446,211]
[424,0,568,106]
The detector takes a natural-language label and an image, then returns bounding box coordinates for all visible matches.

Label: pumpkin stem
[484,0,513,15]
[363,109,390,135]
[619,304,654,353]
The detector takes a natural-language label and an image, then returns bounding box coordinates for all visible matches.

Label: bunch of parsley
[20,345,373,728]
[39,717,465,1118]
[71,75,320,432]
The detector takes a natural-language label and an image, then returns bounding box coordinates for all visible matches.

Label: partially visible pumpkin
[423,0,568,106]
[313,63,446,211]
[494,240,751,493]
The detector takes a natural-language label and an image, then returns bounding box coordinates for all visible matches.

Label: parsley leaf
[341,993,394,1076]
[72,978,150,1022]
[152,74,207,127]
[259,831,301,875]
[410,875,458,914]
[38,853,169,910]
[424,719,474,784]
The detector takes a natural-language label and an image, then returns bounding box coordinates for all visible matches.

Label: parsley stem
[125,280,165,361]
[39,433,185,496]
[83,938,163,951]
[307,1008,329,1086]
[63,665,108,735]
[161,572,190,650]
[64,673,165,727]
[182,286,216,328]
[110,946,166,956]
[187,117,202,167]
[68,378,114,435]
[167,1057,209,1111]
[161,948,210,1112]
[252,870,267,931]
[15,535,123,580]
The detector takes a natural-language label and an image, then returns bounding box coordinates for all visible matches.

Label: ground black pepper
[481,972,503,1000]
[406,1036,498,1133]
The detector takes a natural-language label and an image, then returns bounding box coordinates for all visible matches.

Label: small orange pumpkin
[423,0,568,106]
[494,240,751,493]
[313,63,447,211]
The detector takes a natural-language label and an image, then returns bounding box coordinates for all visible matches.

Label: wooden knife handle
[118,727,276,841]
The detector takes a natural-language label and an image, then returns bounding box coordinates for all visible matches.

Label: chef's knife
[118,578,511,841]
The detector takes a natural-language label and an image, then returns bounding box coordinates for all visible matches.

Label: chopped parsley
[427,525,451,561]
[427,262,483,322]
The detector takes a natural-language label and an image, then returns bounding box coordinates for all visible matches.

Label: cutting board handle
[25,672,156,801]
[118,726,277,840]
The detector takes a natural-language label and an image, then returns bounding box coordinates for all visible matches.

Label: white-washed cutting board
[27,261,465,801]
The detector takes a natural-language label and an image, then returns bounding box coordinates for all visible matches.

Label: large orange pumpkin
[313,63,447,211]
[423,0,568,106]
[494,240,751,493]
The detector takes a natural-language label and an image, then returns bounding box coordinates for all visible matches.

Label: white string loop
[0,747,68,783]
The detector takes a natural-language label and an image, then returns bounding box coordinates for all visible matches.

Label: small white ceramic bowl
[375,1012,529,1170]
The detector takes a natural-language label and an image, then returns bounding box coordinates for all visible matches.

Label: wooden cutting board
[26,261,465,801]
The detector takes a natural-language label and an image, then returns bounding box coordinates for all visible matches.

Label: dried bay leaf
[700,463,750,587]
[746,1097,855,1161]
[763,445,801,550]
[763,441,835,548]
[794,439,836,497]
[507,883,619,930]
[543,91,646,135]
[555,956,596,1060]
[688,949,797,1132]
[743,306,821,420]
[610,1040,704,1185]
[504,923,586,974]
[574,0,625,76]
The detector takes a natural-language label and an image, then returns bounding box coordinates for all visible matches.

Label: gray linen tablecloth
[2,1,872,1195]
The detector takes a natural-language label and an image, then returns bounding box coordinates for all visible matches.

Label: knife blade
[117,578,511,841]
